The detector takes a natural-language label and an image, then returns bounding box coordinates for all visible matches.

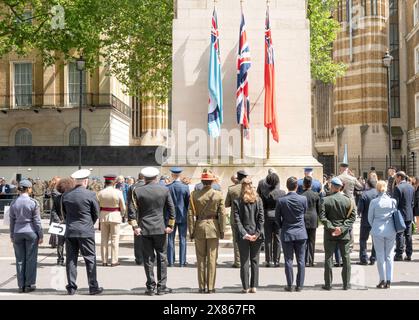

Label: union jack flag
[236,13,251,139]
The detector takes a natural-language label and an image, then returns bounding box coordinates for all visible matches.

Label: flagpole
[240,0,244,160]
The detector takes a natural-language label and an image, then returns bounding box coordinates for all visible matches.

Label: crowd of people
[5,162,419,295]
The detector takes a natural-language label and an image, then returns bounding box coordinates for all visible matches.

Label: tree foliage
[308,0,347,83]
[0,0,173,103]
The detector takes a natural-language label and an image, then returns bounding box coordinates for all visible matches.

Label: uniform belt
[100,207,120,212]
[197,217,217,221]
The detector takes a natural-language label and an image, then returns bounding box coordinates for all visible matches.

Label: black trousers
[237,237,263,290]
[264,218,281,264]
[305,228,316,266]
[142,234,168,290]
[57,235,65,263]
[359,226,376,263]
[282,239,306,288]
[65,237,99,292]
[134,234,144,264]
[396,221,413,258]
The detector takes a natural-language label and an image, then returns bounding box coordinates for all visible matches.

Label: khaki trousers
[100,222,120,264]
[194,238,219,291]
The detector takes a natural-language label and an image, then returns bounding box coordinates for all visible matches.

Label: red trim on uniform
[100,207,120,212]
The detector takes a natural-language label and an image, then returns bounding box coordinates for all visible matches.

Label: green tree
[0,0,172,103]
[308,0,347,83]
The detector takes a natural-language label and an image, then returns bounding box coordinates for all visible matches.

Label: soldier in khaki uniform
[188,170,226,293]
[32,178,46,216]
[97,174,126,266]
[225,170,248,268]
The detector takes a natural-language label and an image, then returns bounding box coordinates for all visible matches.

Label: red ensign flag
[264,8,279,143]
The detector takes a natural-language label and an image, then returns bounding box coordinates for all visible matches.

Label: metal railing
[0,194,19,214]
[0,93,131,118]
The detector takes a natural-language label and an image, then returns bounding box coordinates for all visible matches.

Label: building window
[14,63,32,107]
[370,0,377,16]
[415,1,419,26]
[68,62,86,105]
[69,127,87,146]
[392,139,401,150]
[361,0,367,16]
[15,128,32,146]
[416,93,419,128]
[416,46,419,74]
[16,11,32,24]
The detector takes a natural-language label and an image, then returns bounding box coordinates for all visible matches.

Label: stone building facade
[314,0,409,177]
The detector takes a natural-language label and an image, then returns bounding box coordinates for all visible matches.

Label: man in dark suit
[62,169,102,295]
[130,167,176,296]
[394,171,415,261]
[0,177,11,194]
[127,173,145,265]
[357,178,378,265]
[320,177,356,290]
[301,176,320,267]
[275,177,308,292]
[166,167,190,267]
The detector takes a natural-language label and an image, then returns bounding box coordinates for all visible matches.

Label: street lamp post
[76,56,85,170]
[383,50,394,168]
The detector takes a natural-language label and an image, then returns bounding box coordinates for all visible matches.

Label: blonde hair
[240,178,257,204]
[376,180,387,193]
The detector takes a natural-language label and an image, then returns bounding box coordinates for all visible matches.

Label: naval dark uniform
[127,180,145,264]
[62,185,100,293]
[131,181,175,291]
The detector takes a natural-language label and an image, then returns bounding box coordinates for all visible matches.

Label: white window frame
[67,62,87,106]
[414,1,419,26]
[11,61,33,108]
[415,93,419,128]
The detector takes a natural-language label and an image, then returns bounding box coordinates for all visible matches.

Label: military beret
[170,167,183,174]
[331,177,343,187]
[141,167,160,179]
[304,167,313,173]
[19,179,32,188]
[104,174,117,181]
[237,170,249,177]
[71,169,91,180]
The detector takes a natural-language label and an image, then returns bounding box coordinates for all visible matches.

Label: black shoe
[89,287,103,295]
[18,288,24,293]
[24,286,36,293]
[385,281,391,289]
[321,285,332,291]
[369,260,375,266]
[265,262,272,268]
[232,264,240,268]
[394,256,403,261]
[284,286,292,292]
[274,262,280,268]
[356,261,368,266]
[157,287,172,295]
[404,256,412,261]
[145,288,155,296]
[135,260,143,266]
[168,264,173,267]
[334,263,342,267]
[198,288,205,294]
[207,289,216,294]
[376,281,385,289]
[181,262,188,267]
[343,285,351,290]
[295,287,303,292]
[67,288,77,295]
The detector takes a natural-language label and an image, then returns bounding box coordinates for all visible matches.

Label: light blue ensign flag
[208,9,223,138]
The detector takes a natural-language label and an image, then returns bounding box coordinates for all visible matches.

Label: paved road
[1,220,419,300]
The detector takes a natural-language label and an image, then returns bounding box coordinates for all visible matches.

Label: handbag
[392,202,406,233]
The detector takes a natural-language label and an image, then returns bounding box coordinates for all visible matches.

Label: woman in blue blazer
[368,180,397,289]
